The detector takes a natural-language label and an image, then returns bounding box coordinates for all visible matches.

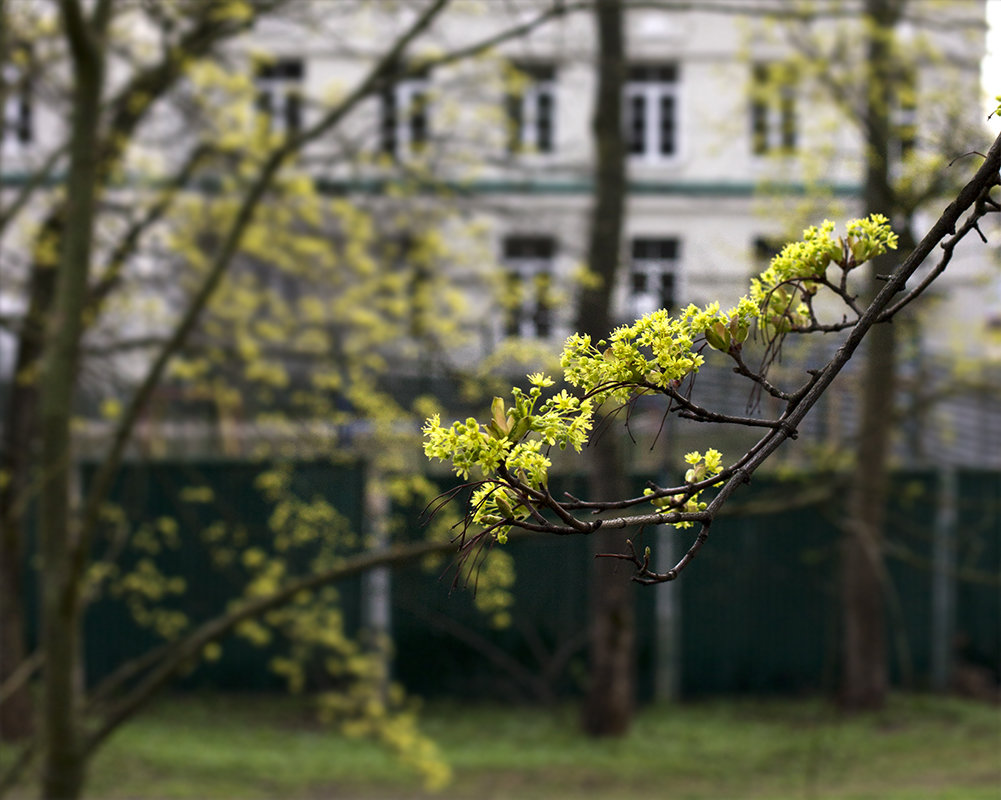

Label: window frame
[501,235,556,340]
[749,61,798,157]
[506,62,557,155]
[380,67,430,159]
[624,64,681,163]
[255,58,305,138]
[627,237,681,320]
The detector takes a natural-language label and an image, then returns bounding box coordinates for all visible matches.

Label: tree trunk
[839,0,903,711]
[840,277,893,709]
[578,0,633,737]
[38,2,108,795]
[0,557,33,740]
[0,370,38,741]
[0,0,42,742]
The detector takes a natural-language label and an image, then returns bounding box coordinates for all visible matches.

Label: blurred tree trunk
[38,1,109,795]
[0,0,38,742]
[578,0,633,738]
[839,0,902,711]
[0,296,41,745]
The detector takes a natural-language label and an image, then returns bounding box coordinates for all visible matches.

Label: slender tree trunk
[578,0,633,737]
[0,374,38,742]
[0,556,33,740]
[0,0,37,742]
[839,0,902,711]
[840,271,893,710]
[38,2,108,795]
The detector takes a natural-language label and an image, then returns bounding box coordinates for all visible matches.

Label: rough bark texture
[839,0,902,712]
[578,0,634,738]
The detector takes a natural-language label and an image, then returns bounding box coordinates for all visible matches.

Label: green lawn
[9,694,1001,799]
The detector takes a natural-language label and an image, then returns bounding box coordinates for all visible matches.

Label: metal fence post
[362,466,392,691]
[654,527,681,701]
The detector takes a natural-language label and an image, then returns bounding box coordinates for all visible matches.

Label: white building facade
[229,0,995,363]
[1,0,996,460]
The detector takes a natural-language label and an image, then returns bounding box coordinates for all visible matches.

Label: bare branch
[0,143,68,235]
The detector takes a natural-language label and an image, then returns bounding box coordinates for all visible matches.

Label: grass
[7,693,1000,799]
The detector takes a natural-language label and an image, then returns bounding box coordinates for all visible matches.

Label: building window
[256,58,304,136]
[750,62,797,156]
[891,68,917,161]
[625,64,679,160]
[2,48,32,153]
[753,236,783,264]
[380,68,429,158]
[506,63,556,154]
[502,236,555,339]
[629,238,679,319]
[752,235,785,281]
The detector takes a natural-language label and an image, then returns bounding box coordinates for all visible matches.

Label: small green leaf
[491,396,510,435]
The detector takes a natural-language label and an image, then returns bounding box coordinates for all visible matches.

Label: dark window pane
[633,238,678,260]
[258,59,303,80]
[17,95,31,142]
[754,237,781,261]
[380,89,396,154]
[534,305,552,338]
[659,96,675,155]
[631,272,647,293]
[537,92,554,152]
[657,65,677,83]
[628,64,676,83]
[285,91,301,134]
[629,95,646,154]
[660,273,676,312]
[780,93,796,150]
[504,236,555,259]
[504,271,522,337]
[751,100,768,154]
[410,90,428,149]
[628,65,649,82]
[506,92,523,152]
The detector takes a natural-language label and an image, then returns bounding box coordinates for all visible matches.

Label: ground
[5,693,999,799]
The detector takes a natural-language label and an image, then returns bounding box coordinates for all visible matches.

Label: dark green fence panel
[390,475,658,702]
[27,463,994,699]
[883,472,938,686]
[678,484,837,696]
[955,469,1000,680]
[80,460,364,690]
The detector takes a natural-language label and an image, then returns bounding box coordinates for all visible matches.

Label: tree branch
[478,130,1001,583]
[70,0,454,599]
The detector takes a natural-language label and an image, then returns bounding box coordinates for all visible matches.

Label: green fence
[390,469,999,699]
[22,462,999,699]
[77,460,366,690]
